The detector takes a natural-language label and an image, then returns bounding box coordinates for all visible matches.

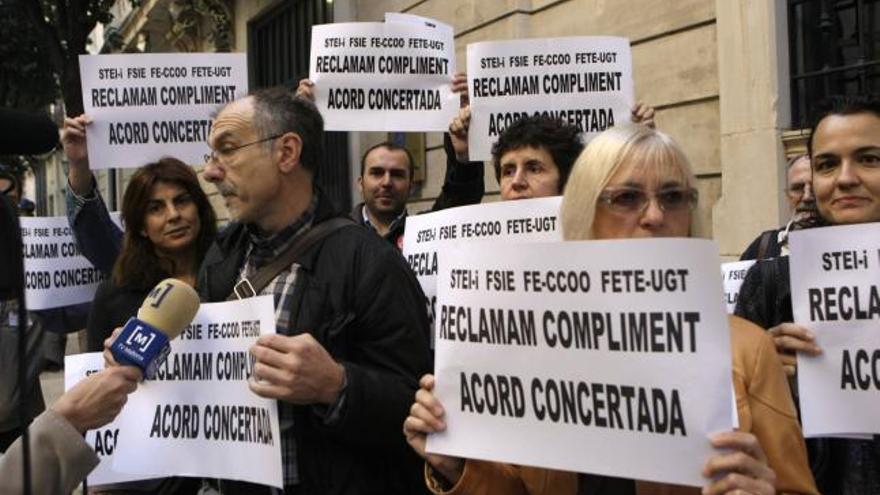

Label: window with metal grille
[789,0,880,128]
[248,0,352,210]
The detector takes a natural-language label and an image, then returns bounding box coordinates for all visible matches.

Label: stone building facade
[80,0,873,258]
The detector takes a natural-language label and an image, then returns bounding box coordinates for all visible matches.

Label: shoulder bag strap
[756,230,774,261]
[226,217,356,301]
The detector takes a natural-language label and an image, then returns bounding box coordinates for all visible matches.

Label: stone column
[713,0,790,258]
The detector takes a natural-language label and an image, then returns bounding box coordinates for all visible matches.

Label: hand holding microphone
[51,367,143,433]
[104,278,200,379]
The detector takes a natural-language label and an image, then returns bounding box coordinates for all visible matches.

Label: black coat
[85,280,146,352]
[197,193,433,495]
[739,228,783,261]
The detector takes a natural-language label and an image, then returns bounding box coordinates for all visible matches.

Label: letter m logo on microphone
[125,325,156,353]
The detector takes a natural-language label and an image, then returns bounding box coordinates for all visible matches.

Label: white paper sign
[21,216,107,310]
[721,260,757,313]
[64,353,164,486]
[427,239,734,487]
[790,223,880,436]
[309,22,457,131]
[402,197,562,332]
[63,296,282,487]
[79,53,248,169]
[384,12,453,36]
[467,37,634,160]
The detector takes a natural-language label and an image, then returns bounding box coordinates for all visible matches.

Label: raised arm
[62,114,123,275]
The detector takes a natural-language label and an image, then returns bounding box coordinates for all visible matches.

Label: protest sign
[721,260,756,313]
[467,37,634,161]
[79,53,247,169]
[402,197,562,333]
[65,296,282,487]
[426,239,734,487]
[384,12,453,35]
[21,216,108,310]
[790,223,880,436]
[309,21,457,131]
[64,353,164,486]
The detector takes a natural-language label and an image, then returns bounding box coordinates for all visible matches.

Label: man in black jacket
[739,154,821,261]
[200,86,432,494]
[352,135,484,249]
[297,77,485,249]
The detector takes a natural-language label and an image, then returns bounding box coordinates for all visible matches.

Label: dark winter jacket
[197,192,433,495]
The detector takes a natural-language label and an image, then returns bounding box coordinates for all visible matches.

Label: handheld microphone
[110,278,200,379]
[0,108,58,155]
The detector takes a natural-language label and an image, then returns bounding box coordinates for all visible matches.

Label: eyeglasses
[597,186,698,213]
[207,134,283,165]
[786,181,812,198]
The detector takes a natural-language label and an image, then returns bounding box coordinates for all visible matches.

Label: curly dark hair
[491,115,584,192]
[112,158,217,290]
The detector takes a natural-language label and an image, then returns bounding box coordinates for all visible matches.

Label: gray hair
[250,86,324,175]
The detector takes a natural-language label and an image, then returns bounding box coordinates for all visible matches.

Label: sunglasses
[597,187,698,213]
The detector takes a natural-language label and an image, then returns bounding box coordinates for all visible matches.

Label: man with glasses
[739,154,821,260]
[64,89,433,494]
[199,87,431,494]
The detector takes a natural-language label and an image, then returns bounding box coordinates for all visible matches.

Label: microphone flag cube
[110,316,171,379]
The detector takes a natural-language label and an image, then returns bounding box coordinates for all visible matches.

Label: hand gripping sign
[790,223,880,436]
[427,238,734,487]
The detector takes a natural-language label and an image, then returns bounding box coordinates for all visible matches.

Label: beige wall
[353,0,724,236]
[713,0,791,258]
[226,0,790,256]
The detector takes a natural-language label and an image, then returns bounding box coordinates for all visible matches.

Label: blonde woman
[404,125,818,495]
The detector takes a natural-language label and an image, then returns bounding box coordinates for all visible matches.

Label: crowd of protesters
[1,64,878,495]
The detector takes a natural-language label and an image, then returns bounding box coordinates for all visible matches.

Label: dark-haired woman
[83,158,216,351]
[63,116,216,494]
[62,115,217,353]
[736,97,880,494]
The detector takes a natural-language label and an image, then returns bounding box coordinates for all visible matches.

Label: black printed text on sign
[426,238,734,487]
[789,223,880,436]
[79,53,248,169]
[402,197,562,344]
[64,296,282,488]
[466,36,634,161]
[21,216,106,310]
[309,21,457,131]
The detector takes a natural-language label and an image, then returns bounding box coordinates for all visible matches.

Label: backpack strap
[227,217,357,301]
[756,230,774,261]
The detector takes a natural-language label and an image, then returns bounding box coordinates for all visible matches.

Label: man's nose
[203,160,225,183]
[801,181,815,203]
